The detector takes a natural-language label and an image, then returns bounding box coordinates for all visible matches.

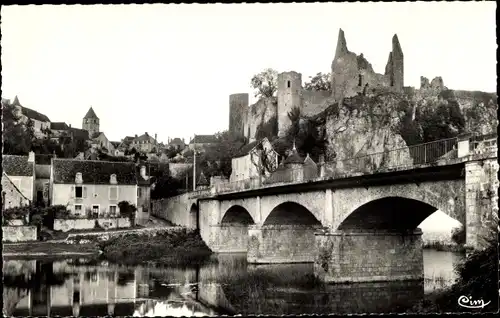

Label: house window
[109,186,118,200]
[109,205,117,216]
[287,80,291,88]
[138,188,142,197]
[92,205,100,215]
[75,204,83,215]
[358,74,362,87]
[75,186,83,198]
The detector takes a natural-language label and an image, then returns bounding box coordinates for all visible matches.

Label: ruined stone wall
[277,72,302,137]
[300,89,334,117]
[229,93,249,139]
[244,97,277,142]
[314,230,423,283]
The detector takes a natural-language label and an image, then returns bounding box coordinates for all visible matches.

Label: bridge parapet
[186,135,496,197]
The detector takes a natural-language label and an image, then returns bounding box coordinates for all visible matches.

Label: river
[2,249,464,316]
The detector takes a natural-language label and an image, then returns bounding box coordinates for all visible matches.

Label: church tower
[82,106,99,137]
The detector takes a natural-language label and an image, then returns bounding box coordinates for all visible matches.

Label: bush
[2,206,31,224]
[118,201,137,224]
[451,226,466,245]
[98,229,212,266]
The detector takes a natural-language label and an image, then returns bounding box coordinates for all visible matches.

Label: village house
[34,158,52,207]
[264,144,319,184]
[50,159,138,218]
[9,96,51,139]
[2,152,36,203]
[229,137,279,182]
[167,137,186,151]
[1,172,31,210]
[188,135,217,152]
[49,122,70,139]
[131,133,157,153]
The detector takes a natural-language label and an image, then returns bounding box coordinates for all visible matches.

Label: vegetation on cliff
[97,229,212,266]
[250,68,279,99]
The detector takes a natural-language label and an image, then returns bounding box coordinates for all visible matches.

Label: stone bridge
[152,135,498,283]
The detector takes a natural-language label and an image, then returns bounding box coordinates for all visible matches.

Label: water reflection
[3,250,464,316]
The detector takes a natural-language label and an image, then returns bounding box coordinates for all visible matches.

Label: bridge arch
[338,196,444,231]
[221,205,255,225]
[263,201,322,226]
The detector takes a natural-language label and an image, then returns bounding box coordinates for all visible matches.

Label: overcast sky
[1,2,496,143]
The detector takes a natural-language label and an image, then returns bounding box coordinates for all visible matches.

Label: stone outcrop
[318,92,412,174]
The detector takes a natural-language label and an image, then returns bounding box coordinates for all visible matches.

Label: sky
[1,2,497,143]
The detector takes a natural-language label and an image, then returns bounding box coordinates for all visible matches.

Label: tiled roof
[190,135,217,144]
[83,107,98,119]
[91,132,102,139]
[50,122,69,130]
[123,136,135,142]
[52,159,137,185]
[234,140,260,158]
[284,148,304,165]
[68,127,90,140]
[111,141,121,148]
[134,133,156,143]
[35,164,51,179]
[197,172,209,186]
[2,155,34,176]
[168,138,185,147]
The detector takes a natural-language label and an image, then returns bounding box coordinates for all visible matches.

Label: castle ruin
[229,29,444,142]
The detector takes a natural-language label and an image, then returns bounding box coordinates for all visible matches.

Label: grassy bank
[422,242,467,253]
[97,228,213,266]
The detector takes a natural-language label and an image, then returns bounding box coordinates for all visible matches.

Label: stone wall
[244,97,277,142]
[53,218,131,232]
[247,224,323,263]
[151,193,196,228]
[464,158,499,249]
[314,230,423,283]
[2,226,38,242]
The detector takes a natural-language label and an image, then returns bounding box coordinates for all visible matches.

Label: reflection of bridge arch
[263,202,321,226]
[189,204,199,230]
[221,205,255,225]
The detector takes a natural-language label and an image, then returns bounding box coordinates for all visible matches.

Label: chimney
[28,151,35,163]
[155,133,157,143]
[135,134,138,138]
[140,165,148,180]
[69,124,71,128]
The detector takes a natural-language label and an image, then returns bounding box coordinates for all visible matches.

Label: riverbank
[422,242,466,253]
[3,242,100,259]
[97,228,213,266]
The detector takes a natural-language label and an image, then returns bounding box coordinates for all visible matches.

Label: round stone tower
[229,93,249,139]
[277,71,302,137]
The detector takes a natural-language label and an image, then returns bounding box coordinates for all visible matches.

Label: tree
[2,103,31,155]
[250,68,279,99]
[304,72,331,91]
[150,168,186,199]
[255,116,278,141]
[198,131,246,179]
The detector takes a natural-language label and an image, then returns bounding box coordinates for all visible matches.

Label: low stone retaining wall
[2,226,38,242]
[54,218,132,232]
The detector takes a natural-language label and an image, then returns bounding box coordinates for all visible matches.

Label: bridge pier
[208,223,250,253]
[247,224,324,264]
[313,229,424,283]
